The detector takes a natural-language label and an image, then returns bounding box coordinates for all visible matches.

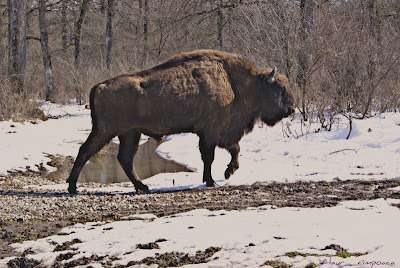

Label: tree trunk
[141,0,149,68]
[104,0,114,71]
[217,1,223,51]
[297,0,314,121]
[61,0,68,50]
[8,0,26,92]
[361,0,379,119]
[0,6,4,72]
[100,0,106,14]
[134,0,143,67]
[74,0,90,68]
[38,0,54,101]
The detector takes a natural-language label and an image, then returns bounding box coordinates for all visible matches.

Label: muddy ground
[0,173,400,266]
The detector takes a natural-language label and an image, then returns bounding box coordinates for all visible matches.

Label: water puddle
[49,138,191,184]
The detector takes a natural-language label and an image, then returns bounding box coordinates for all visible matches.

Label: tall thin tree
[217,1,223,51]
[8,0,26,92]
[361,0,380,118]
[297,0,315,121]
[38,0,54,101]
[0,5,4,72]
[141,0,149,68]
[134,0,143,67]
[100,0,106,14]
[74,0,90,68]
[104,0,114,71]
[61,0,68,50]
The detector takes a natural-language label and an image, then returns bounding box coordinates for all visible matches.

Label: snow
[0,102,145,175]
[151,112,400,191]
[0,102,91,174]
[1,101,400,266]
[1,199,399,267]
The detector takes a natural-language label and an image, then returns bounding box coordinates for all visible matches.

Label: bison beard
[67,50,295,194]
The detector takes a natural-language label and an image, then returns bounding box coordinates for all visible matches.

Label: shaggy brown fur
[67,50,295,194]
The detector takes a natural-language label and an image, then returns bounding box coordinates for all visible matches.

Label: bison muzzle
[67,50,295,194]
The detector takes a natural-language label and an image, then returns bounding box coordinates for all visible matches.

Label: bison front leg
[67,130,113,194]
[117,129,149,193]
[224,143,240,180]
[198,136,216,187]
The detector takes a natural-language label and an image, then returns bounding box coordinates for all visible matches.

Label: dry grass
[0,79,42,121]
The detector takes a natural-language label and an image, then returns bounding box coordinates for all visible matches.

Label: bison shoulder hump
[190,61,235,107]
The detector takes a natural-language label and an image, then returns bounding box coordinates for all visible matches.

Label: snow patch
[2,199,399,267]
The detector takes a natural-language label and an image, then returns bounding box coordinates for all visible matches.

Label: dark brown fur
[67,50,295,193]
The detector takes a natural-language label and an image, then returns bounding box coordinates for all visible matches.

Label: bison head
[259,67,295,126]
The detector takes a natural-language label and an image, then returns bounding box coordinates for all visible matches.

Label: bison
[67,50,295,194]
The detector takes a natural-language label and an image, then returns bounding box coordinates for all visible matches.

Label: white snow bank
[154,113,400,191]
[0,102,91,175]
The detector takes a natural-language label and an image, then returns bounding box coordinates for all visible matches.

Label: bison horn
[267,67,276,83]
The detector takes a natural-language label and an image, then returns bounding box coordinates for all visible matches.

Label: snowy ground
[2,199,400,268]
[1,102,400,267]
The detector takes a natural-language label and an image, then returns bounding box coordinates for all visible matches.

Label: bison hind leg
[67,130,113,194]
[117,129,149,193]
[198,135,216,187]
[224,144,240,180]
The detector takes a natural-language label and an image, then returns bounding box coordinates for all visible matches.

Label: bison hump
[191,61,234,107]
[140,60,235,107]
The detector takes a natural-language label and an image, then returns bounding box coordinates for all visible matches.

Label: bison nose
[289,108,295,115]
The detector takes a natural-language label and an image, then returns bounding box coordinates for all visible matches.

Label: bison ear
[267,67,276,83]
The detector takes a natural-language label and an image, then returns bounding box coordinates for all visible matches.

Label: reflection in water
[50,138,191,184]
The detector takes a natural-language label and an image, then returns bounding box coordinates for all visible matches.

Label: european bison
[67,50,295,194]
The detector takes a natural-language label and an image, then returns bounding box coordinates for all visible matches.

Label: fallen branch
[327,148,358,156]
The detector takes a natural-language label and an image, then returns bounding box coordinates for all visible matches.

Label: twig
[327,148,358,156]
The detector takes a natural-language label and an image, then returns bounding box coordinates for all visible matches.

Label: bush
[0,79,42,121]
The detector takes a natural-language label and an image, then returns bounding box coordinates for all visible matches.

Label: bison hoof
[205,180,215,187]
[224,164,238,180]
[68,185,77,195]
[135,182,150,194]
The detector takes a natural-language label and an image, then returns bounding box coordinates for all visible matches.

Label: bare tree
[142,0,149,68]
[61,0,68,50]
[134,0,143,66]
[100,0,105,14]
[74,0,90,68]
[38,0,54,101]
[104,0,114,70]
[1,0,399,121]
[296,0,316,121]
[360,0,387,118]
[217,1,223,51]
[0,3,5,75]
[8,0,26,92]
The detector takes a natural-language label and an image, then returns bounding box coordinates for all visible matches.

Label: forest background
[0,0,399,128]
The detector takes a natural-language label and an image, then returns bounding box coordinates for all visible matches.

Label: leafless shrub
[0,78,41,121]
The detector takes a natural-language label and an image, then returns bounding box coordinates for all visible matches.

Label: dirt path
[1,174,399,260]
